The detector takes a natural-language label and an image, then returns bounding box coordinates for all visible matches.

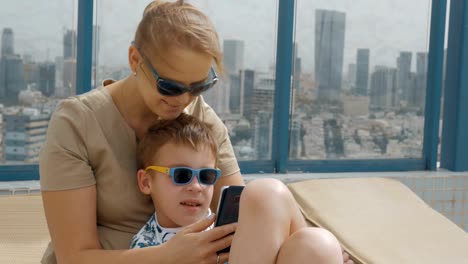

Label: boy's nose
[187,174,203,191]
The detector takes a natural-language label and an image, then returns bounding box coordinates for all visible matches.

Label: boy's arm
[211,171,245,212]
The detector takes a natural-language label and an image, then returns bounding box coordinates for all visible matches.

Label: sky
[0,0,446,74]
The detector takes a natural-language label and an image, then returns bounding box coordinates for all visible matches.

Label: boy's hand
[162,214,236,264]
[342,247,354,264]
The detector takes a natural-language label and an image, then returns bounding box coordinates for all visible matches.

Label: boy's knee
[293,228,342,257]
[242,178,290,205]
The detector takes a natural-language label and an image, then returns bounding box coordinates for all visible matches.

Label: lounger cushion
[288,177,468,264]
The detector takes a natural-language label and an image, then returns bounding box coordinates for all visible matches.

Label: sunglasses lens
[157,80,185,96]
[199,169,218,185]
[173,168,193,184]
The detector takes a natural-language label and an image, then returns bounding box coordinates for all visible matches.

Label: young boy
[129,114,346,264]
[130,113,220,248]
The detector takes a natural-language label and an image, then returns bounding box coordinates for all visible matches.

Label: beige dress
[39,81,240,263]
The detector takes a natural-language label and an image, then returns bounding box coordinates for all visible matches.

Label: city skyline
[0,0,436,73]
[0,1,434,163]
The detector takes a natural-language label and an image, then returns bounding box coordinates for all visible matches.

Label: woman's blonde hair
[134,0,223,73]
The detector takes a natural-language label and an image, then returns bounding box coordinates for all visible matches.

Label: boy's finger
[218,252,230,264]
[181,213,216,234]
[201,222,237,241]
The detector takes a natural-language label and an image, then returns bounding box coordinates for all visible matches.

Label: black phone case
[215,185,244,254]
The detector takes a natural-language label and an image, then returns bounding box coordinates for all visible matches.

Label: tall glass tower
[315,9,346,102]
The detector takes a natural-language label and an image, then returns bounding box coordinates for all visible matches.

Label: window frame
[2,0,466,180]
[440,0,468,171]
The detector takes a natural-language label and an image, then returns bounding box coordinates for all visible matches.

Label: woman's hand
[161,214,236,264]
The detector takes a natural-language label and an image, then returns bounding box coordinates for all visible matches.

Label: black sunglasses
[132,42,218,97]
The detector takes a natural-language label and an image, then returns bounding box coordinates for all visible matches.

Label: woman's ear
[128,45,141,73]
[137,169,153,195]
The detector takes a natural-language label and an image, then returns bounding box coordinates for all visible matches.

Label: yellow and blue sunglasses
[145,166,221,186]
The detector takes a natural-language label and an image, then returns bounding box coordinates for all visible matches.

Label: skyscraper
[396,51,412,103]
[292,42,303,92]
[39,62,56,97]
[347,63,356,91]
[0,55,25,105]
[369,66,397,111]
[202,78,230,115]
[223,39,244,75]
[63,30,77,60]
[414,52,428,110]
[401,51,428,110]
[1,28,14,57]
[416,52,428,75]
[92,25,101,87]
[242,69,255,121]
[92,25,101,65]
[224,39,245,114]
[54,56,64,93]
[315,9,346,102]
[251,73,275,116]
[355,49,370,96]
[289,116,302,159]
[0,27,25,104]
[62,59,76,97]
[253,111,272,160]
[229,74,242,114]
[23,62,40,86]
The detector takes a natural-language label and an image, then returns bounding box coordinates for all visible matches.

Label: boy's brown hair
[137,113,218,170]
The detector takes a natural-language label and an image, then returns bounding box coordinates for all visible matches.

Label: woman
[40,1,351,263]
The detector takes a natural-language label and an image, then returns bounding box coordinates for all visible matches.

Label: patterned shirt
[130,210,213,248]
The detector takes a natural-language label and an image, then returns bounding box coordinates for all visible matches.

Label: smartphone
[214,185,244,254]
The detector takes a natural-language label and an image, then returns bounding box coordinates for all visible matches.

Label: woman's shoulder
[61,86,109,110]
[53,84,114,121]
[185,95,220,122]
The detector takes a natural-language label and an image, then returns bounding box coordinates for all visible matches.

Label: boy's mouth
[180,201,201,207]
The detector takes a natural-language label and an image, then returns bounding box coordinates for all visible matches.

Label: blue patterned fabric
[130,210,212,248]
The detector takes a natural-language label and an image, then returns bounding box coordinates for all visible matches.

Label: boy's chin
[178,211,210,226]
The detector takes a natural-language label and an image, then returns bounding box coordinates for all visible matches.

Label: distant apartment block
[3,109,50,163]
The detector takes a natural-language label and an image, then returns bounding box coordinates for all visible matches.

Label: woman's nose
[170,92,192,105]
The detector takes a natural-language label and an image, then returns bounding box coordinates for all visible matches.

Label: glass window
[197,1,278,161]
[0,1,77,166]
[291,0,431,160]
[94,0,278,161]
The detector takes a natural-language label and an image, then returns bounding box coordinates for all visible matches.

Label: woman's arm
[43,185,235,264]
[42,186,168,264]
